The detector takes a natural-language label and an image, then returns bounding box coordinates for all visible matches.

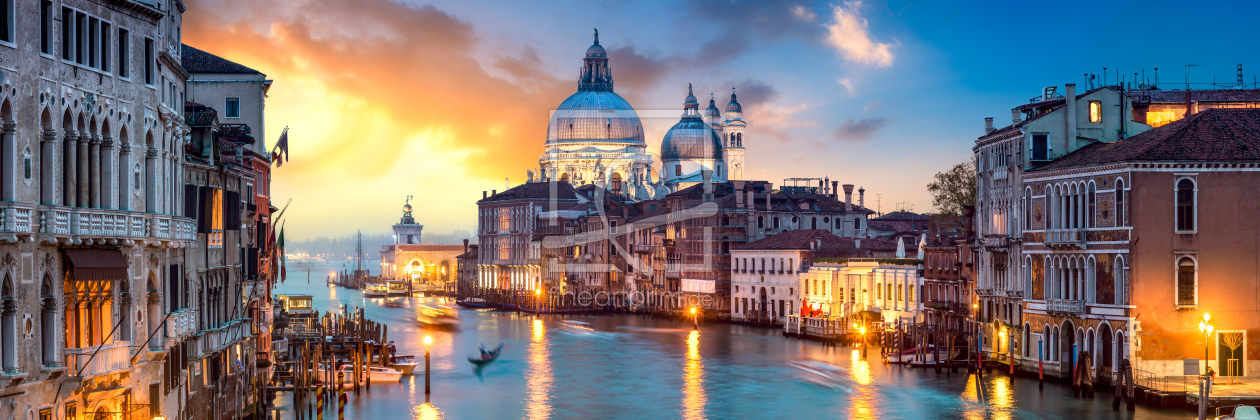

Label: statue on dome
[403,195,414,217]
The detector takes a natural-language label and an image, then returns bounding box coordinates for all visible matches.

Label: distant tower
[723,87,746,180]
[393,195,424,245]
[660,84,726,192]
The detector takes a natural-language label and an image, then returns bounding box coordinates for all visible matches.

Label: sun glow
[683,330,706,419]
[525,319,553,420]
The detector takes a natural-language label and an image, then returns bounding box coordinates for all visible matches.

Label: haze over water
[271,264,1181,420]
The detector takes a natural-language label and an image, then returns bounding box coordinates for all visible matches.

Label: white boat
[390,355,419,375]
[362,283,388,298]
[386,280,410,297]
[560,320,594,332]
[316,363,403,384]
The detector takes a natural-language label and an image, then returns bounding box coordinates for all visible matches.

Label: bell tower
[723,87,746,181]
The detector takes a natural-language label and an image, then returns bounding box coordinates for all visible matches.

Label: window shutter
[184,185,198,218]
[197,186,210,234]
[229,190,241,230]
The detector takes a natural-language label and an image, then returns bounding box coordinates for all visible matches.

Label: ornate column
[78,134,90,207]
[118,145,131,211]
[41,296,58,367]
[1,299,15,373]
[89,137,101,208]
[101,138,114,210]
[146,290,161,347]
[1,121,15,201]
[42,130,58,205]
[64,132,78,208]
[145,148,157,213]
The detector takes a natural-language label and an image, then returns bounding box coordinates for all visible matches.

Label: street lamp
[535,288,542,315]
[423,335,433,394]
[1199,312,1214,375]
[690,307,698,330]
[859,324,868,358]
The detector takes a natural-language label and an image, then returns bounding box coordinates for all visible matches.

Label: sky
[183,0,1260,241]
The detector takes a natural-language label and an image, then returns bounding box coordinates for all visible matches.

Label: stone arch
[559,172,569,183]
[1097,322,1114,370]
[439,260,451,283]
[1060,319,1076,363]
[609,172,623,194]
[0,98,11,121]
[1,274,14,371]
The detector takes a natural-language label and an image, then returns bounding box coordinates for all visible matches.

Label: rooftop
[181,44,265,75]
[733,229,856,251]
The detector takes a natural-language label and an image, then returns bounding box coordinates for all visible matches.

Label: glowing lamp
[423,336,433,346]
[153,417,166,420]
[1204,313,1211,323]
[535,289,541,296]
[689,307,696,315]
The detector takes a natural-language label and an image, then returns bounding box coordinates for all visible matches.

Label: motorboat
[277,294,315,318]
[389,355,419,375]
[1217,405,1260,420]
[386,280,410,297]
[456,297,491,309]
[468,344,503,366]
[362,283,389,298]
[559,320,594,332]
[316,363,403,384]
[417,305,461,329]
[790,360,849,385]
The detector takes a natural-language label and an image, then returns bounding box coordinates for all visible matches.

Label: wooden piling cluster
[273,306,393,419]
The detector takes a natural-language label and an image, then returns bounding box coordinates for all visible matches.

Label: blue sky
[189,0,1259,238]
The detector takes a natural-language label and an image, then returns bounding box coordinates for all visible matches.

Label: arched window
[609,173,622,193]
[757,216,764,229]
[1087,183,1096,228]
[1024,188,1032,231]
[1176,257,1197,306]
[1115,178,1125,227]
[811,217,817,229]
[1115,255,1129,305]
[1176,179,1195,231]
[773,217,780,229]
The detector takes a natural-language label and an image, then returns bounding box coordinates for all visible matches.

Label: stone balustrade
[65,341,132,379]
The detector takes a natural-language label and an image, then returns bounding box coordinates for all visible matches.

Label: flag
[272,127,289,167]
[279,224,286,282]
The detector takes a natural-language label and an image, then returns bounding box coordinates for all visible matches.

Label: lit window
[1089,101,1102,123]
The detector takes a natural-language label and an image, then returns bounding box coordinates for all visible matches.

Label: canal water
[270,270,1184,419]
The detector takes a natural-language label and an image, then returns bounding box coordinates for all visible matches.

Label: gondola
[456,297,491,309]
[468,343,503,365]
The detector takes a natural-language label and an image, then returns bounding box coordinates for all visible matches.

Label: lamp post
[690,307,698,330]
[535,288,542,316]
[859,324,868,358]
[1199,312,1214,375]
[423,335,432,394]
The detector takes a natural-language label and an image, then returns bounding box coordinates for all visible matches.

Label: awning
[65,249,128,281]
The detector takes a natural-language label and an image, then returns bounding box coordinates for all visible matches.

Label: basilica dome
[545,90,645,145]
[662,87,722,161]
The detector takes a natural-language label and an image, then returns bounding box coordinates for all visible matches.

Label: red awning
[65,249,128,281]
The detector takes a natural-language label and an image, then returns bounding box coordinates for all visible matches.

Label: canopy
[65,249,128,281]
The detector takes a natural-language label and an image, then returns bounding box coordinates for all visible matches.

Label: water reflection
[525,319,553,420]
[959,374,986,419]
[682,330,706,419]
[847,349,878,419]
[989,375,1015,420]
[411,401,444,420]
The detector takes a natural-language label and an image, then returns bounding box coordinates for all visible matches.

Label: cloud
[830,117,888,141]
[607,32,749,98]
[837,78,853,93]
[863,99,881,112]
[684,0,825,41]
[825,2,895,68]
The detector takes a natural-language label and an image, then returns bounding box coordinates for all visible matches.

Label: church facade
[536,31,748,199]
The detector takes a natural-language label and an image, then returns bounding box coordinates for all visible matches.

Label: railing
[1046,298,1085,314]
[65,341,132,378]
[984,234,1013,249]
[993,166,1009,180]
[0,202,34,233]
[32,206,194,241]
[1046,229,1086,247]
[149,214,172,238]
[1133,368,1192,394]
[633,244,653,253]
[202,320,250,353]
[165,309,200,342]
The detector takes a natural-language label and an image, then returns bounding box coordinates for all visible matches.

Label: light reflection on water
[682,330,706,420]
[525,319,553,420]
[270,272,1186,420]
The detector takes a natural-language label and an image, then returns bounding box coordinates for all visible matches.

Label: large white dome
[545,90,645,146]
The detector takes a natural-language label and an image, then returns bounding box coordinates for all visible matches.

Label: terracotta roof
[184,101,217,127]
[480,182,577,203]
[181,44,264,75]
[733,229,856,251]
[1030,108,1260,172]
[1129,89,1260,104]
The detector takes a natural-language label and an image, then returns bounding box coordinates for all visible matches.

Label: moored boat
[386,280,410,296]
[389,355,419,375]
[363,283,389,298]
[456,297,491,308]
[316,363,404,384]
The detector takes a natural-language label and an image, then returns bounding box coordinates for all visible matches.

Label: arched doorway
[440,261,451,283]
[1099,323,1114,372]
[40,275,56,366]
[409,261,422,282]
[1061,320,1076,369]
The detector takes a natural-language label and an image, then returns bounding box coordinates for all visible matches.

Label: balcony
[65,341,132,379]
[164,309,200,345]
[0,202,34,234]
[1046,298,1085,315]
[983,234,1015,251]
[32,206,196,242]
[1046,229,1086,249]
[633,244,653,254]
[201,320,250,354]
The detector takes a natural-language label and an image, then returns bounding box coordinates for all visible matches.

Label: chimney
[831,181,839,200]
[463,239,469,253]
[622,206,628,220]
[842,184,854,211]
[765,182,773,210]
[483,191,487,199]
[492,189,497,197]
[701,169,713,202]
[1065,83,1077,154]
[984,117,994,134]
[859,187,865,209]
[1012,108,1022,126]
[734,181,745,206]
[746,186,754,210]
[1185,89,1194,116]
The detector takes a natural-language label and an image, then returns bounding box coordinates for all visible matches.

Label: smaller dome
[726,91,742,113]
[705,96,721,119]
[661,119,723,161]
[586,43,606,58]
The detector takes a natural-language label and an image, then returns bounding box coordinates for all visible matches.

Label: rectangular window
[41,1,52,53]
[675,165,682,176]
[61,7,71,60]
[87,17,97,68]
[226,97,241,118]
[39,409,52,420]
[117,28,129,77]
[1089,100,1102,123]
[100,22,110,72]
[76,12,85,64]
[144,37,154,85]
[1031,134,1048,161]
[0,0,11,44]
